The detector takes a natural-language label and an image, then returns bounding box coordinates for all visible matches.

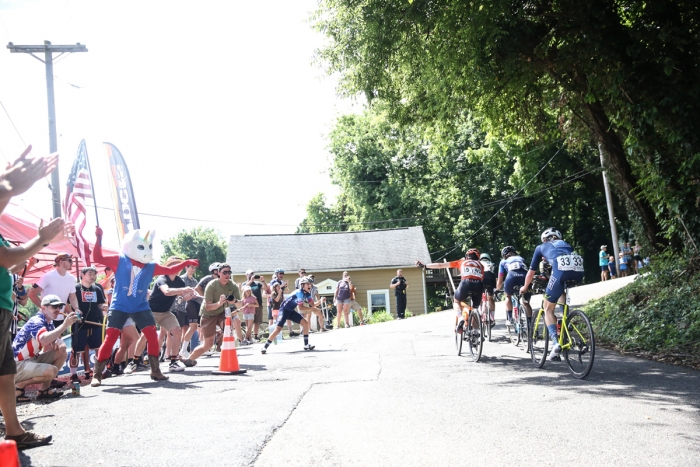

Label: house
[227,226,431,316]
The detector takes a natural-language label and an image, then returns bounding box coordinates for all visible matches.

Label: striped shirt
[12,312,55,361]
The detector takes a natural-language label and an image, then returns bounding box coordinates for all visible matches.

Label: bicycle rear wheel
[563,310,595,379]
[455,322,463,356]
[529,310,548,368]
[518,309,529,348]
[480,300,492,342]
[509,302,521,346]
[468,310,483,362]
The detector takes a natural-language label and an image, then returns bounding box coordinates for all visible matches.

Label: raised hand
[0,146,59,197]
[95,226,104,236]
[37,218,67,244]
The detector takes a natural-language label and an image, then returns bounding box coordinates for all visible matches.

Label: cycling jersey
[498,255,528,277]
[530,240,584,302]
[447,259,484,281]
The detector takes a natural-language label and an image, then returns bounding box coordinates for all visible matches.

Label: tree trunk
[584,101,665,250]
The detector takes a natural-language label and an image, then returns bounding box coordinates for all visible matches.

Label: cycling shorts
[543,265,583,303]
[482,271,496,295]
[504,273,532,303]
[454,279,483,308]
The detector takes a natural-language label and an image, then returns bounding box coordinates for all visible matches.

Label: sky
[0,0,359,258]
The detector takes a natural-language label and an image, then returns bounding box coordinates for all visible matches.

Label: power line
[0,100,27,147]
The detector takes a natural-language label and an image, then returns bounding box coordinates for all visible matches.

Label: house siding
[232,267,426,316]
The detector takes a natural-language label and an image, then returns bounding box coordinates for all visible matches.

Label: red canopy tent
[0,203,119,283]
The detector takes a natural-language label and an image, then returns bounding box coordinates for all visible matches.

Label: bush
[405,310,413,318]
[368,310,394,324]
[583,252,700,363]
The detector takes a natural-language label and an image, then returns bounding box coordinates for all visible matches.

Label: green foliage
[405,310,413,318]
[368,310,394,324]
[160,227,227,278]
[583,254,700,357]
[313,0,700,249]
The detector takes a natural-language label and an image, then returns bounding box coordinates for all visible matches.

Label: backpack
[336,280,351,301]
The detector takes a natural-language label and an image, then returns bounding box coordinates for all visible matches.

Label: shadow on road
[101,378,228,395]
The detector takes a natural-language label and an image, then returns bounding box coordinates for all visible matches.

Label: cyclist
[416,248,484,333]
[520,228,584,360]
[495,246,532,325]
[261,276,316,354]
[479,253,496,327]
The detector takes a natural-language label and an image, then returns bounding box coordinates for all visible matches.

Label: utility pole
[598,143,621,273]
[7,40,88,219]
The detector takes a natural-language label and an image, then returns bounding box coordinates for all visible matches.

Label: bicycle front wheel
[455,322,463,356]
[518,310,529,348]
[563,310,595,379]
[480,301,492,342]
[468,310,483,362]
[529,310,548,368]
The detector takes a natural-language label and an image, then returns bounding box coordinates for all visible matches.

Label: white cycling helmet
[299,277,313,286]
[541,227,562,242]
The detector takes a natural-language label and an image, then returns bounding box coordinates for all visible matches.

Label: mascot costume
[91,226,198,386]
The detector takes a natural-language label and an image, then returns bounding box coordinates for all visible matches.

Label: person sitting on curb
[12,295,80,403]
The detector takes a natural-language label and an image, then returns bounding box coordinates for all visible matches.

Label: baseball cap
[55,252,73,263]
[245,269,254,276]
[41,294,65,306]
[600,245,607,249]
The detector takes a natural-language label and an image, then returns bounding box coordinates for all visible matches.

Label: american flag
[64,140,93,266]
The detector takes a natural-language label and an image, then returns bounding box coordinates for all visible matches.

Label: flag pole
[83,140,100,226]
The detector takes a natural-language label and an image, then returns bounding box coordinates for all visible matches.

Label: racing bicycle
[479,292,492,342]
[455,296,483,362]
[504,289,529,347]
[528,280,595,379]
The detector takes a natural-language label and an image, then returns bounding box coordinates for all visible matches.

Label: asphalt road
[16,275,700,466]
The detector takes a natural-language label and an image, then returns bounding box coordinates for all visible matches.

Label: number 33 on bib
[556,254,584,272]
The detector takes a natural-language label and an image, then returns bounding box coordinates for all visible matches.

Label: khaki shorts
[153,311,179,332]
[253,305,263,325]
[349,300,361,312]
[200,314,225,339]
[15,350,61,383]
[0,309,17,376]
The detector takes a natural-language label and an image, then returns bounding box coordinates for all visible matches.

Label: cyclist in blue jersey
[496,246,533,325]
[520,228,584,360]
[261,277,317,354]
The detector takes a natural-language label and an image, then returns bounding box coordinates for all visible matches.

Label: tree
[313,0,700,251]
[160,227,227,279]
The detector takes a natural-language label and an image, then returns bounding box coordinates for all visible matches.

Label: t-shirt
[241,295,258,312]
[195,275,215,304]
[336,279,351,300]
[0,235,13,311]
[12,312,57,361]
[201,280,241,318]
[608,261,617,275]
[148,275,186,312]
[245,280,265,306]
[175,274,198,314]
[391,276,408,295]
[280,289,313,312]
[74,283,106,324]
[619,257,628,270]
[599,251,609,266]
[622,245,632,259]
[35,268,77,324]
[498,256,528,277]
[445,259,484,281]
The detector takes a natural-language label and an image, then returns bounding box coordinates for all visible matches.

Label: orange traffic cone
[212,316,247,375]
[0,440,20,467]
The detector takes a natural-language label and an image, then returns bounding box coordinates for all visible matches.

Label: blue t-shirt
[498,255,528,276]
[599,251,609,266]
[280,289,313,312]
[619,256,628,270]
[12,312,55,360]
[530,240,575,270]
[111,254,156,314]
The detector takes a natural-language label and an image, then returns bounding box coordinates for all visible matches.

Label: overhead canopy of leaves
[160,227,227,279]
[313,0,700,250]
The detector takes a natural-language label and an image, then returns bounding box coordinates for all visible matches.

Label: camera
[226,294,236,302]
[254,275,261,279]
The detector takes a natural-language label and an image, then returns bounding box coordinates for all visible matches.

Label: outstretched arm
[154,259,199,276]
[93,226,120,270]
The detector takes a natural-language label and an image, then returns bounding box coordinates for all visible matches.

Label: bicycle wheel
[518,309,529,348]
[509,300,521,346]
[467,310,483,362]
[455,322,463,356]
[563,310,595,379]
[529,310,548,368]
[480,300,492,342]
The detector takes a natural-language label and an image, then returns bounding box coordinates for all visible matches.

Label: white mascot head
[122,229,156,264]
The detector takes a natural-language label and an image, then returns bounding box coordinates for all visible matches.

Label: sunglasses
[220,270,232,275]
[49,304,63,309]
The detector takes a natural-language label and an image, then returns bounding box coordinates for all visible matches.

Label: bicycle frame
[531,288,590,351]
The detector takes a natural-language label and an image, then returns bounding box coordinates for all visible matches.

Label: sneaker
[179,349,190,359]
[124,361,137,375]
[252,336,261,343]
[548,343,562,361]
[261,348,267,354]
[168,361,185,372]
[70,374,79,384]
[490,320,495,328]
[110,364,124,376]
[5,430,52,450]
[289,331,300,337]
[135,362,150,372]
[183,359,197,367]
[304,344,315,351]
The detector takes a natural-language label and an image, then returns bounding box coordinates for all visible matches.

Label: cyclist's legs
[543,269,583,341]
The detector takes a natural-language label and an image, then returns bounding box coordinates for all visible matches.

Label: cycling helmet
[274,268,285,274]
[208,262,221,272]
[479,253,491,262]
[501,246,517,258]
[540,228,562,242]
[466,248,480,259]
[299,276,313,286]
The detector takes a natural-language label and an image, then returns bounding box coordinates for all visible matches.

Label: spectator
[99,266,114,291]
[0,146,64,449]
[183,263,242,366]
[390,269,408,319]
[240,285,259,345]
[622,242,634,275]
[308,275,329,331]
[294,268,307,289]
[608,255,617,279]
[334,271,352,328]
[13,295,79,404]
[599,245,610,281]
[147,257,197,372]
[10,262,30,339]
[242,270,270,342]
[178,263,199,358]
[618,252,628,277]
[29,252,80,327]
[348,276,365,325]
[69,266,108,383]
[193,263,221,350]
[633,242,642,274]
[269,281,284,327]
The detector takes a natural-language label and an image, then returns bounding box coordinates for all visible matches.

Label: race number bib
[556,254,584,272]
[461,266,483,279]
[507,261,526,271]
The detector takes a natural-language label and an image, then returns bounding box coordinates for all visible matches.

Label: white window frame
[366,289,391,316]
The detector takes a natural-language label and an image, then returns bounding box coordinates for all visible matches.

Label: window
[366,289,391,316]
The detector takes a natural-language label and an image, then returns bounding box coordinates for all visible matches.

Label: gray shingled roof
[227,226,430,273]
